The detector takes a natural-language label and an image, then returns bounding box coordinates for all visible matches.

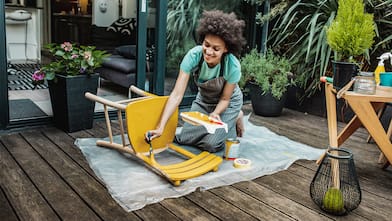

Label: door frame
[0,1,9,129]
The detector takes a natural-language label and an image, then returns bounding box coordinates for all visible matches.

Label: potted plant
[240,48,293,117]
[326,0,375,89]
[32,42,110,132]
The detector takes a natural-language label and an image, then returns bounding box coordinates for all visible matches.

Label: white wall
[122,0,137,18]
[92,0,138,27]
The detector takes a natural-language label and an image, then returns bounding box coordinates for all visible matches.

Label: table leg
[347,98,392,166]
[325,83,338,147]
[338,102,384,145]
[367,103,387,142]
[337,115,362,146]
[316,84,338,164]
[324,84,340,188]
[378,119,392,168]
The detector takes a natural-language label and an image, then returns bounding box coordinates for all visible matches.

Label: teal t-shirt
[180,46,241,84]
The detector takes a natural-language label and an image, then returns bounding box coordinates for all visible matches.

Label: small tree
[326,0,375,62]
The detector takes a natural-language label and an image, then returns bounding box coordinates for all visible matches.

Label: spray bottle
[374,52,392,85]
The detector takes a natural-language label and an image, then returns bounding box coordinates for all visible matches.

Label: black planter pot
[285,85,327,118]
[48,74,99,132]
[249,82,287,117]
[332,61,359,90]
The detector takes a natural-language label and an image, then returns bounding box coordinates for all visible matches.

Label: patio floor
[1,104,391,221]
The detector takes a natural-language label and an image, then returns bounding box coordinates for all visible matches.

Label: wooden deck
[1,104,391,221]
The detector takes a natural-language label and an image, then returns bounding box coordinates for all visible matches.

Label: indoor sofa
[97,45,154,88]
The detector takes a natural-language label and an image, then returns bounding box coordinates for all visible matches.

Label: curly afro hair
[197,10,246,57]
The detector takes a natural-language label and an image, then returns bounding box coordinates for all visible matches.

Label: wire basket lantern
[310,147,361,216]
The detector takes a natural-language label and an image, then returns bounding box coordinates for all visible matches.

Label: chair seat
[160,151,222,182]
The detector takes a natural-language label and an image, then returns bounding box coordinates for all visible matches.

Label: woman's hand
[145,70,189,143]
[145,128,164,142]
[209,112,221,122]
[236,110,245,137]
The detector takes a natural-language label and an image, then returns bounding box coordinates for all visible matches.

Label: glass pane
[7,0,142,120]
[6,1,51,120]
[165,35,197,98]
[89,0,134,111]
[166,1,197,101]
[6,0,220,121]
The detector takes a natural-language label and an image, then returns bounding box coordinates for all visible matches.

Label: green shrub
[326,0,375,62]
[240,48,293,99]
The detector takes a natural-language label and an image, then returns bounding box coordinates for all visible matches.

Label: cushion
[102,55,137,73]
[106,18,137,36]
[115,45,137,59]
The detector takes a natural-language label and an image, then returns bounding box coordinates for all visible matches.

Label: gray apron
[176,61,243,153]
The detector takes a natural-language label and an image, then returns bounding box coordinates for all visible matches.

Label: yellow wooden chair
[85,86,222,186]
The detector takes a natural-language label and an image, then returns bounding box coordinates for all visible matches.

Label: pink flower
[32,70,45,81]
[61,42,73,52]
[84,51,92,60]
[71,53,79,59]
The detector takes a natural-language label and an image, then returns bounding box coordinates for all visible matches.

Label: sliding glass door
[0,0,168,130]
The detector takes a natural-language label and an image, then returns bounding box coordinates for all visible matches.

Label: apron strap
[192,52,226,85]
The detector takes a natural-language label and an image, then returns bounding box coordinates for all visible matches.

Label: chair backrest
[125,96,178,153]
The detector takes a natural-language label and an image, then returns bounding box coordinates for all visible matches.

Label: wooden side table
[325,83,392,168]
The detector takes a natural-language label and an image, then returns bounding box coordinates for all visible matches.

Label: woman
[147,10,246,153]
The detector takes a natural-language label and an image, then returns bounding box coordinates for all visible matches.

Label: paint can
[224,138,240,160]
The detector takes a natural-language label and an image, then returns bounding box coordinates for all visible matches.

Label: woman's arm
[147,70,190,140]
[209,83,236,121]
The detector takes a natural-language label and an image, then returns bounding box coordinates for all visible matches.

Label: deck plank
[1,106,392,220]
[294,160,392,201]
[246,106,370,149]
[1,133,100,221]
[0,139,60,221]
[21,130,140,221]
[160,197,220,221]
[42,129,103,184]
[185,190,259,221]
[0,187,18,221]
[255,168,367,220]
[233,181,333,221]
[0,186,18,221]
[288,164,392,221]
[43,128,97,178]
[134,203,181,221]
[210,185,295,220]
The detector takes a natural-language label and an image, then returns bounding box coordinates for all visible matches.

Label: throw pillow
[106,18,136,36]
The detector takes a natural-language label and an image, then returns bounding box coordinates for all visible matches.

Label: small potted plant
[240,48,293,117]
[326,0,375,89]
[32,42,110,132]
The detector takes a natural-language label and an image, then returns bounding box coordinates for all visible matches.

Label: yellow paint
[126,96,177,153]
[123,93,223,186]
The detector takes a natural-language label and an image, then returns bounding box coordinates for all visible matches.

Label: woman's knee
[198,136,225,153]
